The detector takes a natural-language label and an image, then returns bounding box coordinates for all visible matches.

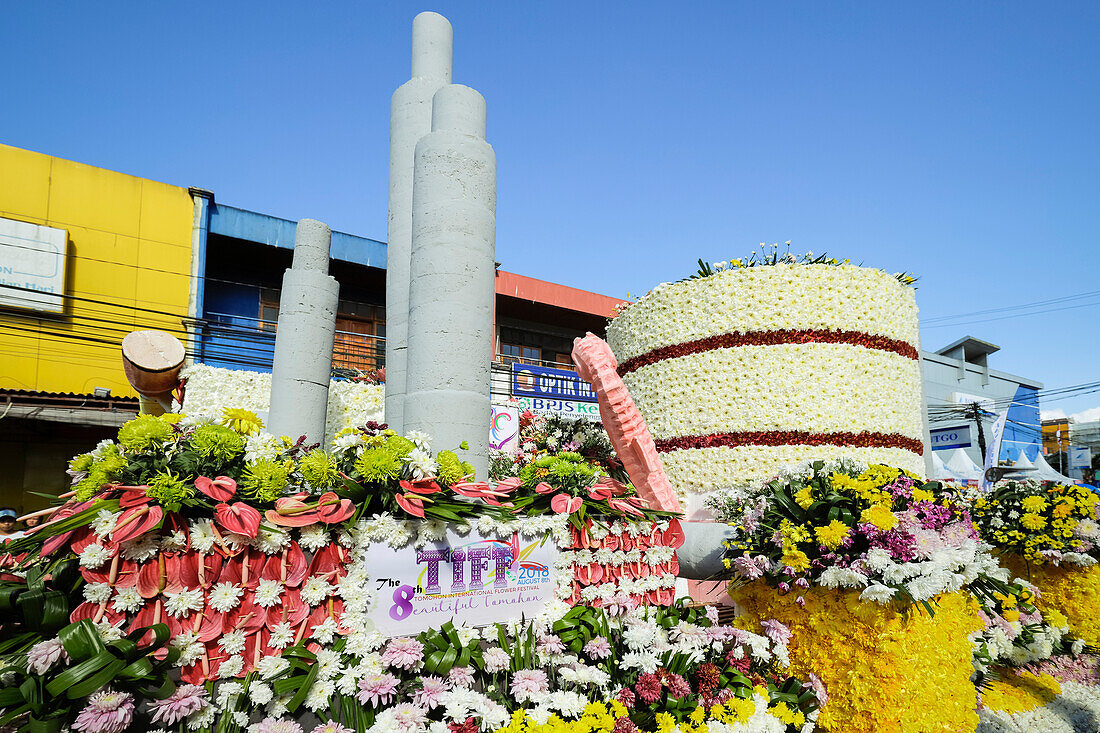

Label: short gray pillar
[385,11,453,434]
[404,85,496,478]
[267,219,340,445]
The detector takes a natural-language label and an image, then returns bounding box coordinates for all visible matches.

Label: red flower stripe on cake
[654,430,925,455]
[617,328,919,376]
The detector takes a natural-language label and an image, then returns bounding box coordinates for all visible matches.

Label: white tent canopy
[1031,452,1077,484]
[1012,451,1035,470]
[945,448,984,481]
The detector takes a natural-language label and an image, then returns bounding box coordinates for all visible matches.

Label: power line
[922,289,1100,324]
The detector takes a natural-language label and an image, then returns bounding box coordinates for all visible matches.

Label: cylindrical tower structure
[385,11,453,434]
[405,84,496,477]
[267,219,340,445]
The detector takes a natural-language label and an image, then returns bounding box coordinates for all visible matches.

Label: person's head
[23,516,40,529]
[0,509,17,534]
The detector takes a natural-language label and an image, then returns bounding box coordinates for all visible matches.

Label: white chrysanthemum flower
[219,630,247,655]
[300,576,334,605]
[218,655,244,679]
[160,530,188,553]
[170,631,205,667]
[304,679,335,712]
[256,528,291,554]
[186,704,216,731]
[208,582,244,613]
[91,510,121,537]
[311,617,340,645]
[119,534,161,562]
[249,681,274,706]
[269,623,295,650]
[111,586,143,614]
[78,543,111,568]
[256,655,291,680]
[298,524,331,551]
[254,579,284,607]
[189,520,217,554]
[244,432,282,463]
[93,620,124,643]
[164,589,205,618]
[620,652,660,673]
[83,582,113,604]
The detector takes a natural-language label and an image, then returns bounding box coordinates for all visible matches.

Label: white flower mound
[977,682,1100,733]
[178,364,384,441]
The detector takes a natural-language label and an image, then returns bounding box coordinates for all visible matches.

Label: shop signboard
[0,217,67,313]
[362,528,559,636]
[930,425,971,451]
[511,363,597,402]
[514,396,600,421]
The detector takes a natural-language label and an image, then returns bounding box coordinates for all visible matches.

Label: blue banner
[511,363,598,403]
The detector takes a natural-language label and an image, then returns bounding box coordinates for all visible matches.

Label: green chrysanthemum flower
[355,448,401,484]
[146,471,193,511]
[69,453,94,473]
[190,424,245,461]
[117,415,174,452]
[436,450,467,485]
[300,450,340,489]
[240,459,290,504]
[74,448,129,500]
[382,435,415,460]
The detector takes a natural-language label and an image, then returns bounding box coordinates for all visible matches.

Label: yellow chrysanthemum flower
[794,486,815,509]
[781,548,811,572]
[1021,513,1047,531]
[860,504,898,531]
[222,407,264,436]
[1022,496,1048,514]
[815,519,851,550]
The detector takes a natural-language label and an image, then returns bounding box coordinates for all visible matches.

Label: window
[333,303,385,372]
[499,343,540,365]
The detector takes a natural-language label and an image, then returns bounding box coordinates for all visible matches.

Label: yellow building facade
[0,144,194,397]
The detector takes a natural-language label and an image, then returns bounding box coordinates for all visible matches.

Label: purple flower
[26,638,68,675]
[536,633,566,656]
[147,684,208,725]
[482,646,510,673]
[760,619,792,646]
[510,669,548,703]
[413,676,449,709]
[73,690,134,733]
[584,636,612,660]
[732,555,763,580]
[448,665,476,687]
[665,673,691,698]
[312,723,354,733]
[381,637,424,670]
[357,673,400,707]
[252,719,304,733]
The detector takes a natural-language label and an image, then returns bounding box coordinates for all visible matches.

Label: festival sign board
[489,404,520,452]
[362,528,559,636]
[511,363,598,402]
[930,425,971,451]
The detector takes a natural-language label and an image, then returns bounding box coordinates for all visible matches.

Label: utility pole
[969,402,988,461]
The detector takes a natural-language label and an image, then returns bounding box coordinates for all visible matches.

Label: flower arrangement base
[1003,556,1100,646]
[730,582,982,733]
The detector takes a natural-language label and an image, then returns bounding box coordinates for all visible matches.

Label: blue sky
[3,2,1098,416]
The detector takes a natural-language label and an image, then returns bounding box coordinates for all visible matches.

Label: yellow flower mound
[494,698,777,733]
[980,670,1061,714]
[1003,554,1100,645]
[730,583,982,733]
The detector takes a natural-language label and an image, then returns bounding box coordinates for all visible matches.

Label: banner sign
[930,425,971,451]
[0,217,67,313]
[511,363,597,403]
[1069,447,1092,470]
[362,529,559,636]
[980,409,1009,491]
[514,396,601,421]
[489,404,520,452]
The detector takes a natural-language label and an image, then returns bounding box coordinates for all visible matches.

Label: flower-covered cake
[606,260,925,509]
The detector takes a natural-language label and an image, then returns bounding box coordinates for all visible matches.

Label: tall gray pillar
[267,219,340,445]
[386,11,453,434]
[405,85,496,478]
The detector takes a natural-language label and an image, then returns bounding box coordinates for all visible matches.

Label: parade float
[2,10,1100,733]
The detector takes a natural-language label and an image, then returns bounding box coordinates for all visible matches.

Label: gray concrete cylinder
[385,12,453,434]
[676,522,738,580]
[267,220,339,445]
[405,84,495,478]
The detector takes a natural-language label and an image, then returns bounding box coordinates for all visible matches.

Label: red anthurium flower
[534,482,557,495]
[550,493,583,514]
[215,502,262,537]
[662,518,685,549]
[111,505,164,543]
[196,475,237,502]
[399,479,443,495]
[594,477,629,497]
[395,493,426,518]
[588,485,614,501]
[452,482,508,500]
[264,497,320,527]
[495,477,523,493]
[316,492,356,524]
[119,487,152,509]
[608,498,646,518]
